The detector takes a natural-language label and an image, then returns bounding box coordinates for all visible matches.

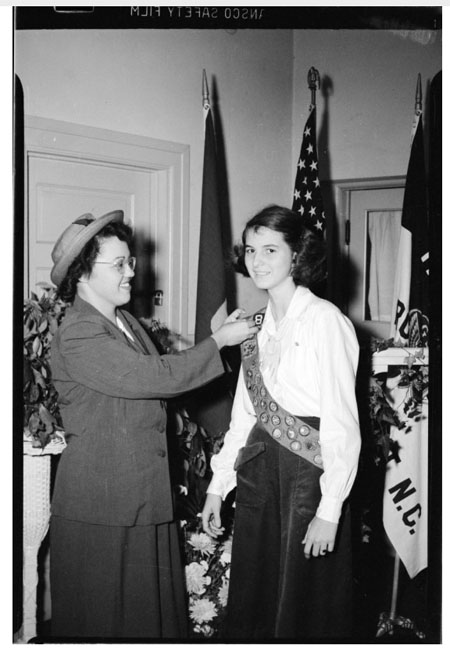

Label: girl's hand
[201,493,225,538]
[302,516,338,558]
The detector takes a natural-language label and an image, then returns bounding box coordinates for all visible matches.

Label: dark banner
[14,6,442,31]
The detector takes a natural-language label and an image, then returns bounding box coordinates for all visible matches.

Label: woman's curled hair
[57,221,134,304]
[233,204,326,287]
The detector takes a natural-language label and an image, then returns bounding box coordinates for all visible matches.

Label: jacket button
[157,449,166,458]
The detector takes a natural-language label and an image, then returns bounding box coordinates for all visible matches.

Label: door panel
[24,117,190,337]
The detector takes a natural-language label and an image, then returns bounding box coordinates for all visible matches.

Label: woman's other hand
[202,493,225,538]
[302,516,338,558]
[211,309,258,349]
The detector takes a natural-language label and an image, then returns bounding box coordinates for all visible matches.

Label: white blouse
[207,285,361,524]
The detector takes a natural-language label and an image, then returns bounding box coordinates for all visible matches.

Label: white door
[28,155,157,315]
[24,117,190,338]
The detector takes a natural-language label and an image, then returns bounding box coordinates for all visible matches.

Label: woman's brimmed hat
[50,210,124,286]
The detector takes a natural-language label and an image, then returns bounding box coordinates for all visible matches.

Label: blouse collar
[265,285,312,332]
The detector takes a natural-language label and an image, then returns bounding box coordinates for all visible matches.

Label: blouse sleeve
[314,309,361,523]
[207,365,257,500]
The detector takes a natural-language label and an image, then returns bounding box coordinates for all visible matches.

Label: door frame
[330,176,406,326]
[23,115,190,340]
[332,175,406,262]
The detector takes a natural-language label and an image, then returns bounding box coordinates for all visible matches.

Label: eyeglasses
[95,256,136,274]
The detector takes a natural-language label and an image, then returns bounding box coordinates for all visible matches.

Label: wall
[292,29,442,180]
[14,28,293,328]
[15,26,442,325]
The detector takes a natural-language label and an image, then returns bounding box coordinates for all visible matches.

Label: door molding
[329,176,406,339]
[23,115,190,340]
[332,175,406,255]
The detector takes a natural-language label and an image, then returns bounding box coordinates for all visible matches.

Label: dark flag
[194,81,233,438]
[292,106,326,237]
[390,111,429,346]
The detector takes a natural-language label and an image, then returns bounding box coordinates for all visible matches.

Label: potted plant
[20,284,68,642]
[23,283,66,450]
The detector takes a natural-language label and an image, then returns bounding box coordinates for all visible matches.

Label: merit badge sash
[240,309,323,469]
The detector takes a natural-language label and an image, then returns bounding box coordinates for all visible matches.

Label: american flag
[292,106,326,237]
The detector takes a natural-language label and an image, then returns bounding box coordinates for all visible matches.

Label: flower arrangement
[181,514,233,638]
[23,284,67,448]
[170,410,234,638]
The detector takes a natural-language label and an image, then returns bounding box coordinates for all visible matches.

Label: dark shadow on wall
[316,73,343,309]
[130,232,157,320]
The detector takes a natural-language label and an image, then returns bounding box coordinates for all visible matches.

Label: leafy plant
[367,337,428,464]
[367,374,406,463]
[23,284,66,448]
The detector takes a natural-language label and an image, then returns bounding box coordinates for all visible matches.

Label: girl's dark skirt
[225,423,353,642]
[50,517,188,640]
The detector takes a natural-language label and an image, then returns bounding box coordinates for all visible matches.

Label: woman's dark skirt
[50,516,188,640]
[224,423,353,642]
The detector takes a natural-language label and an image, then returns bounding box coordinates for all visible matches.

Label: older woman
[202,205,361,640]
[49,210,256,640]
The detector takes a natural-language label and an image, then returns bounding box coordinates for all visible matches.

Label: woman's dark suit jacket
[50,295,224,527]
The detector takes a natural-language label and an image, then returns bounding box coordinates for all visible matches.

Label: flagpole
[415,73,422,115]
[380,77,422,634]
[307,66,320,110]
[411,73,422,142]
[202,68,210,113]
[378,72,428,640]
[388,553,401,626]
[389,75,423,618]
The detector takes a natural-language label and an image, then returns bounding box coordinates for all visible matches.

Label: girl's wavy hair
[57,221,134,304]
[233,204,327,287]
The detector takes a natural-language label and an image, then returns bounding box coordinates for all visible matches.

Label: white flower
[185,561,211,595]
[200,624,215,637]
[218,579,229,607]
[190,598,218,624]
[188,532,216,556]
[193,623,214,637]
[219,551,231,565]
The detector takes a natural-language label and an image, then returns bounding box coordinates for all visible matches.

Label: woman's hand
[211,309,258,349]
[202,493,225,538]
[302,516,338,558]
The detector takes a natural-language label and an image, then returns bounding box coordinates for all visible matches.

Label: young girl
[202,204,361,640]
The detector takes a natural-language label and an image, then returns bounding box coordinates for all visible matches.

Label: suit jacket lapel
[71,296,157,356]
[117,310,158,355]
